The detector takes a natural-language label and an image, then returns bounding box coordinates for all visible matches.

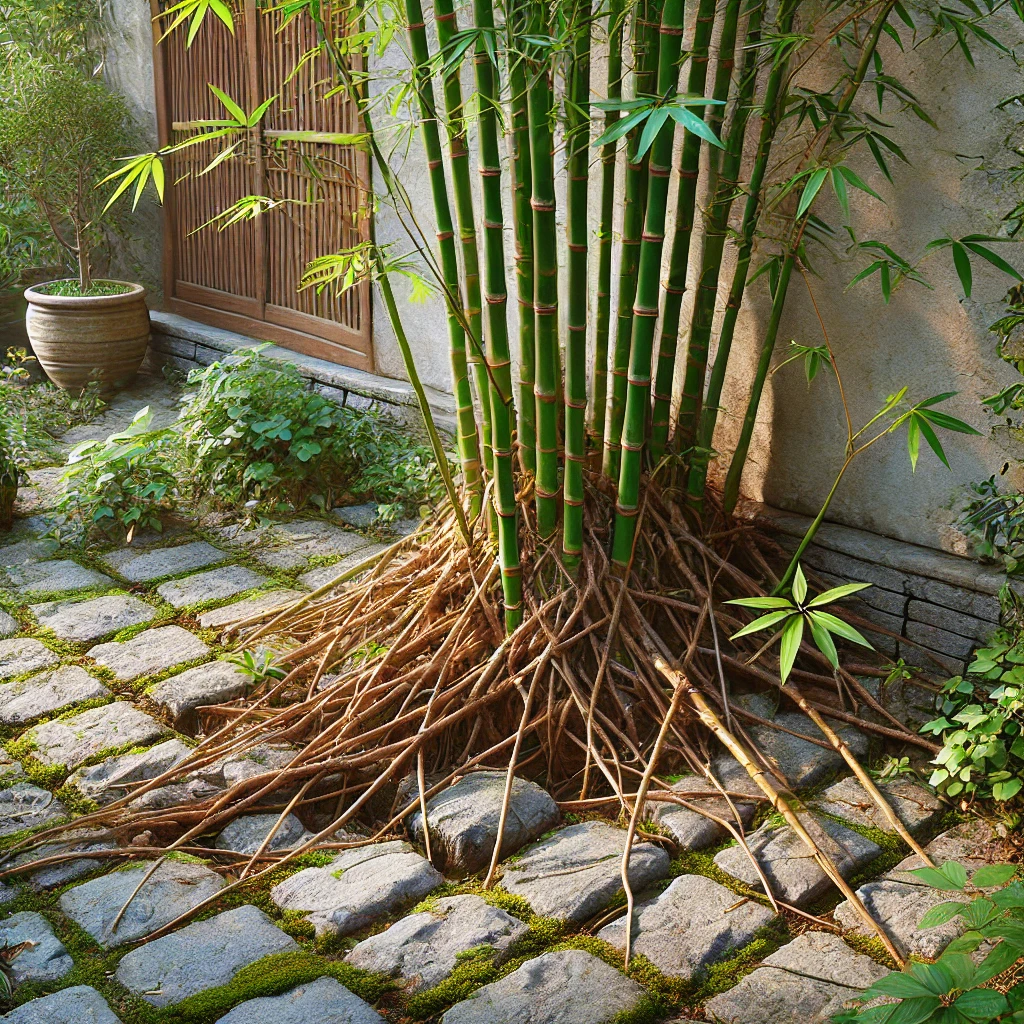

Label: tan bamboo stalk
[654,658,906,967]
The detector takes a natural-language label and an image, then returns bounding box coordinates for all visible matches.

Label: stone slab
[500,820,671,924]
[0,639,58,680]
[0,911,73,984]
[904,620,974,660]
[59,858,226,948]
[0,537,59,568]
[149,660,252,729]
[0,783,67,836]
[156,565,268,609]
[298,545,388,590]
[332,503,378,529]
[102,540,227,582]
[214,812,313,855]
[68,737,193,806]
[407,771,560,876]
[0,665,108,725]
[6,559,112,596]
[258,520,373,570]
[32,594,157,643]
[198,589,306,630]
[907,600,992,642]
[713,813,882,907]
[1,986,122,1024]
[648,763,760,851]
[12,467,63,515]
[215,977,384,1024]
[906,577,1001,622]
[440,949,645,1024]
[598,874,776,980]
[0,611,17,639]
[88,625,209,681]
[12,828,115,889]
[271,839,442,937]
[812,777,944,836]
[0,752,25,784]
[115,904,297,1007]
[704,932,888,1024]
[346,894,528,993]
[27,701,168,768]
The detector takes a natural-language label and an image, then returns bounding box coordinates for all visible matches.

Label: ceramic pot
[24,280,150,395]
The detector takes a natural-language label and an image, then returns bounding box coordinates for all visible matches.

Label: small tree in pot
[0,59,151,394]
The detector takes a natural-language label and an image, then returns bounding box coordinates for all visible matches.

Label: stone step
[25,701,168,769]
[713,813,881,907]
[148,659,253,731]
[598,874,776,980]
[345,893,527,993]
[59,858,226,948]
[0,639,58,680]
[0,911,73,985]
[214,977,384,1023]
[214,812,313,855]
[440,949,646,1024]
[10,827,115,890]
[88,625,210,681]
[0,665,108,725]
[66,737,193,806]
[101,540,227,583]
[810,776,943,836]
[1,985,122,1023]
[5,559,112,597]
[703,932,889,1024]
[270,839,443,937]
[198,589,306,631]
[156,565,269,610]
[0,783,67,837]
[499,820,670,924]
[31,594,157,643]
[406,770,560,876]
[114,904,297,1007]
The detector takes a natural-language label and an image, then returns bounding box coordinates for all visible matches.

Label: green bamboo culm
[668,0,744,456]
[562,0,591,569]
[474,0,522,628]
[527,0,561,539]
[687,0,797,506]
[721,0,897,516]
[433,0,492,493]
[589,0,624,448]
[647,0,720,462]
[508,0,537,476]
[402,0,483,519]
[601,0,662,481]
[610,0,684,567]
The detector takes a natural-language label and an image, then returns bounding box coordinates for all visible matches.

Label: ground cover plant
[16,0,1024,985]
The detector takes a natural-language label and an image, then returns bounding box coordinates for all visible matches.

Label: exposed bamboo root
[13,478,935,957]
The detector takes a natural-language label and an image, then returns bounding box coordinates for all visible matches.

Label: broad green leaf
[954,988,1009,1019]
[871,974,939,999]
[809,614,839,670]
[807,581,872,607]
[993,777,1023,801]
[779,613,804,683]
[666,105,726,148]
[971,865,1017,888]
[908,864,968,892]
[918,901,968,928]
[884,996,942,1024]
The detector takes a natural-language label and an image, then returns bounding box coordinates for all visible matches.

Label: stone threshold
[148,311,457,430]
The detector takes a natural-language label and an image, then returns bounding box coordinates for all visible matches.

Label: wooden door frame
[148,0,374,371]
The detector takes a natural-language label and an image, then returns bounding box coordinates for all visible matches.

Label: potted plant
[0,59,149,395]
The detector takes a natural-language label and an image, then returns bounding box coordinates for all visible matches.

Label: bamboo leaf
[881,262,891,302]
[796,167,828,219]
[779,614,804,683]
[831,167,849,222]
[730,609,796,640]
[907,414,921,470]
[150,157,165,202]
[247,94,279,127]
[809,614,839,670]
[836,165,884,203]
[725,597,794,609]
[208,84,247,126]
[635,107,669,159]
[807,582,872,607]
[917,409,981,434]
[812,611,874,648]
[792,563,807,604]
[186,0,211,47]
[592,105,650,149]
[952,241,973,296]
[915,414,951,469]
[962,241,1024,282]
[666,106,725,149]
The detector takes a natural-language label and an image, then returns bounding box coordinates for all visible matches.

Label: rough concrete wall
[712,14,1024,555]
[101,0,164,301]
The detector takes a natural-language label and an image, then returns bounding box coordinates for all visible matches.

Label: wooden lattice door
[151,2,372,369]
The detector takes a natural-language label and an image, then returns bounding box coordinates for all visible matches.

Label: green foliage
[727,564,873,682]
[50,407,179,545]
[224,649,286,686]
[0,57,139,288]
[922,631,1024,805]
[834,863,1024,1023]
[961,477,1024,573]
[177,348,446,519]
[32,280,133,297]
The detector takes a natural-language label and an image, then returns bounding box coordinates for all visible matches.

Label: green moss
[842,931,900,971]
[405,946,502,1019]
[411,882,534,923]
[54,782,99,816]
[689,918,789,1005]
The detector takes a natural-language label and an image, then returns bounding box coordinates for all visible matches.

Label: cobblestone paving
[0,374,989,1023]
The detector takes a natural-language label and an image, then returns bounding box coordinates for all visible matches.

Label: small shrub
[49,406,178,544]
[834,862,1023,1023]
[178,348,447,519]
[922,629,1024,806]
